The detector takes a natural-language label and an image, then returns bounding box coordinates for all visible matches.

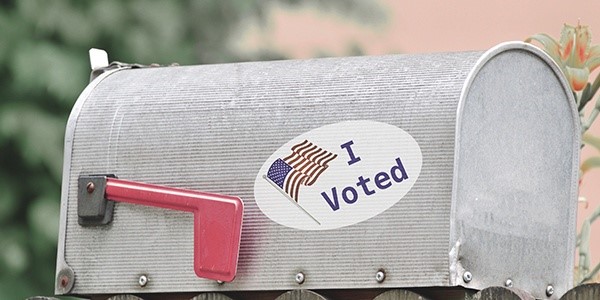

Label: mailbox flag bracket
[77,175,244,282]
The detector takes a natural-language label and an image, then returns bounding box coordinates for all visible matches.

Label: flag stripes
[281,140,337,202]
[265,139,337,203]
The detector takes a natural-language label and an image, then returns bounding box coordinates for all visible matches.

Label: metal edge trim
[55,67,128,294]
[448,41,581,289]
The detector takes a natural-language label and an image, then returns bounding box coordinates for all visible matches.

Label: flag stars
[266,159,292,189]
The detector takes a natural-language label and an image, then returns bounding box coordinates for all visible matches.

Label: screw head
[295,272,305,284]
[86,182,95,193]
[138,275,148,287]
[504,279,513,288]
[375,270,386,283]
[463,271,472,283]
[546,285,554,297]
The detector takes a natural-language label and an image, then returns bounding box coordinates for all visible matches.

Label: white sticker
[254,120,422,230]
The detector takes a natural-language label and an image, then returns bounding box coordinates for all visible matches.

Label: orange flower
[526,23,600,91]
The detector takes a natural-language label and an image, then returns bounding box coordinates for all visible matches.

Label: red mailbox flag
[104,178,244,282]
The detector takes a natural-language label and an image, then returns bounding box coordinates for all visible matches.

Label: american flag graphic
[266,140,337,202]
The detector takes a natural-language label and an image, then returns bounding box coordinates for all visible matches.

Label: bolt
[138,275,148,287]
[295,272,305,284]
[375,270,386,283]
[59,275,69,288]
[505,279,513,288]
[86,182,95,193]
[546,285,554,297]
[463,271,472,283]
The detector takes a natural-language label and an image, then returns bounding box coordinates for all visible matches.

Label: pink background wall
[236,0,600,275]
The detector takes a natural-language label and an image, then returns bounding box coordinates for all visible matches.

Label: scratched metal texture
[57,44,577,297]
[60,51,478,294]
[449,46,579,300]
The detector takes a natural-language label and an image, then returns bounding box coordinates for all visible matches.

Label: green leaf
[0,9,28,67]
[0,275,36,300]
[525,34,564,68]
[0,227,29,274]
[0,105,65,180]
[18,0,97,46]
[581,74,600,111]
[580,83,593,111]
[28,195,60,244]
[10,41,88,104]
[581,156,600,173]
[586,44,600,72]
[583,133,600,152]
[90,0,128,35]
[0,179,18,224]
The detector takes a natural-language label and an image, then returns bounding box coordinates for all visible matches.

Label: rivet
[86,182,95,193]
[216,280,224,285]
[546,285,554,297]
[295,272,305,284]
[505,278,513,287]
[59,275,69,287]
[463,271,472,283]
[56,268,75,293]
[375,270,386,283]
[138,275,148,287]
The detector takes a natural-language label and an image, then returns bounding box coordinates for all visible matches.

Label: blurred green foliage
[0,0,383,298]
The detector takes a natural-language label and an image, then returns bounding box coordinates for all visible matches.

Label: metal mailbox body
[56,42,580,299]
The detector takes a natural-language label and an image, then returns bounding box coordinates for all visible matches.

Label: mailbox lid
[450,43,580,299]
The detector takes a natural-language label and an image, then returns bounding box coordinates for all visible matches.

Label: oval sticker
[253,120,422,230]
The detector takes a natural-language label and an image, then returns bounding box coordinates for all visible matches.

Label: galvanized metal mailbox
[55,42,580,299]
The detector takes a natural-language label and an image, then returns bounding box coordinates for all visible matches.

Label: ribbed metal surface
[62,52,480,294]
[274,290,329,300]
[191,293,236,300]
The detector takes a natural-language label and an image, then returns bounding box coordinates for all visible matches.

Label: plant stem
[577,205,600,284]
[590,204,600,223]
[581,262,600,283]
[582,95,600,134]
[583,107,599,133]
[579,220,591,281]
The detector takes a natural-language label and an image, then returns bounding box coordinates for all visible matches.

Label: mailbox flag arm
[78,175,244,282]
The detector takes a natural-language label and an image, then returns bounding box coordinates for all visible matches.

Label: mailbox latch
[78,175,116,226]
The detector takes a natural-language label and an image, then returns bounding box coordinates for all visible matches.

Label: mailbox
[55,42,580,299]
